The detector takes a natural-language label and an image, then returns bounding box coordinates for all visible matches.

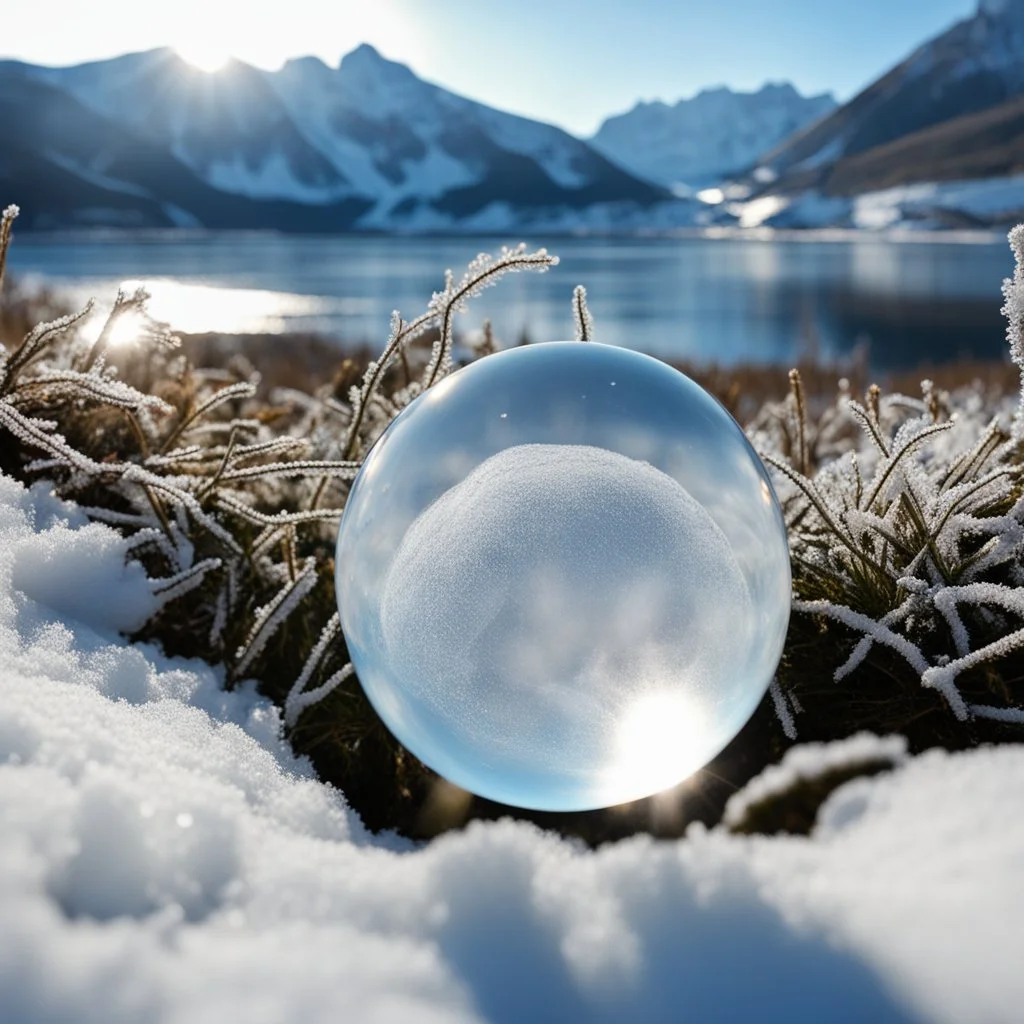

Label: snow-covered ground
[725,175,1024,231]
[852,176,1024,230]
[2,472,1023,1023]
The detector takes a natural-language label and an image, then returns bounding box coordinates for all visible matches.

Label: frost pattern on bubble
[381,444,751,792]
[336,342,791,811]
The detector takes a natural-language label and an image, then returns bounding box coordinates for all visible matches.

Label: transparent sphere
[335,342,790,811]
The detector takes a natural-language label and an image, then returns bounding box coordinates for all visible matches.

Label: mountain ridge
[751,0,1024,194]
[591,82,836,190]
[0,45,688,233]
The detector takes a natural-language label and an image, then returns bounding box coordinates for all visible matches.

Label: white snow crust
[852,176,1024,229]
[727,176,1024,232]
[1,474,1023,1023]
[723,733,910,828]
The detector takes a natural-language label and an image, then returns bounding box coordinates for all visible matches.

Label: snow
[591,84,836,190]
[728,193,851,230]
[728,177,1024,232]
[733,195,793,229]
[268,45,621,216]
[19,43,672,231]
[852,176,1024,230]
[203,151,349,204]
[723,734,909,828]
[2,472,1024,1022]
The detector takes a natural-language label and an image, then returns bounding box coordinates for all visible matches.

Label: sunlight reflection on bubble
[336,342,791,811]
[606,692,710,805]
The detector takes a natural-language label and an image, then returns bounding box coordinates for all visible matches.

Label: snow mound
[723,733,909,828]
[1,474,1023,1023]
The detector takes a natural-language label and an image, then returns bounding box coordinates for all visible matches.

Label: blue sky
[3,0,977,135]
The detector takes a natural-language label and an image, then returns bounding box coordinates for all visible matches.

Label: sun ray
[175,42,232,73]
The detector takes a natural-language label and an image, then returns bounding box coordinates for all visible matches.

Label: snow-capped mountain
[0,63,374,232]
[0,45,688,233]
[591,83,835,190]
[30,49,351,204]
[753,0,1024,192]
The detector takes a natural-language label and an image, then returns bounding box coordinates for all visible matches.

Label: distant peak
[280,54,331,77]
[693,85,732,98]
[757,81,799,96]
[675,81,832,108]
[347,42,381,60]
[338,43,418,83]
[978,0,1024,15]
[283,54,329,70]
[340,42,392,70]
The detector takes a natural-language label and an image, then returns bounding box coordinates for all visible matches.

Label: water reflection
[9,233,1014,369]
[74,278,363,338]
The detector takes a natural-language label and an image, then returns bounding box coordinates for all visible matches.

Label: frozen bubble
[336,343,790,811]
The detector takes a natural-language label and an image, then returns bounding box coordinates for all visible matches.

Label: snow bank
[1,474,1023,1023]
[853,177,1024,230]
[727,177,1024,233]
[722,733,909,829]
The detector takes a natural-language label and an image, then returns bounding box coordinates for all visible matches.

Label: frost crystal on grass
[1002,223,1024,436]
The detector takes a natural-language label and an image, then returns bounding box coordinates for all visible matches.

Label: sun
[175,42,232,74]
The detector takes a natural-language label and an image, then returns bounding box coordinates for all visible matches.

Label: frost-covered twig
[219,459,360,484]
[422,245,559,392]
[152,558,223,603]
[794,598,931,677]
[160,381,257,452]
[1001,224,1024,437]
[214,492,345,526]
[14,369,173,415]
[235,558,319,677]
[284,612,348,727]
[0,204,17,300]
[572,285,594,343]
[0,303,96,394]
[769,679,797,740]
[0,399,103,473]
[80,287,158,371]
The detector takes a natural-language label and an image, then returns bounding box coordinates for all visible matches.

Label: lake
[6,231,1016,370]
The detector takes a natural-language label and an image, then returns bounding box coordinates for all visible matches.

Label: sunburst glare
[106,308,146,349]
[175,42,232,73]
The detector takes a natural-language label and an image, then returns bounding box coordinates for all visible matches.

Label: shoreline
[5,225,1009,246]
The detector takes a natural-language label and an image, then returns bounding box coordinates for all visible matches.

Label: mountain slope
[269,45,672,228]
[756,0,1024,192]
[29,49,353,203]
[825,93,1024,196]
[0,67,374,231]
[591,83,835,189]
[3,45,683,232]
